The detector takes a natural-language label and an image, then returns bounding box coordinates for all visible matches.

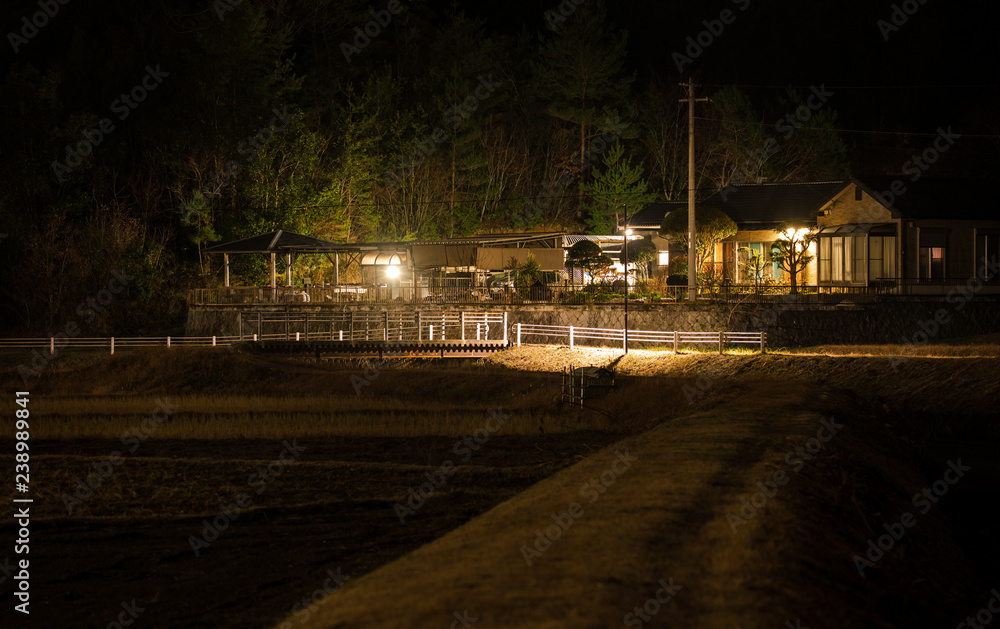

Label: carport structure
[202,229,377,288]
[193,229,570,305]
[203,230,566,288]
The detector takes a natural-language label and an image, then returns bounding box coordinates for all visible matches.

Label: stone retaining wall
[185,298,1000,348]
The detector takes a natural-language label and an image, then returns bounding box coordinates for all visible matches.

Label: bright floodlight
[625,229,633,237]
[385,265,400,279]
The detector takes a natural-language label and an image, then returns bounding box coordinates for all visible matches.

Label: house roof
[855,177,1000,221]
[626,201,688,230]
[704,181,848,229]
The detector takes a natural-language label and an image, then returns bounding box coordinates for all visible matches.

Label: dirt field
[1,346,998,628]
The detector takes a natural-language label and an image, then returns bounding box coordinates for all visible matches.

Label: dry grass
[26,399,603,439]
[284,381,982,629]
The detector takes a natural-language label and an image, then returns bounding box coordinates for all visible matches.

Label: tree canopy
[659,205,737,272]
[566,240,614,284]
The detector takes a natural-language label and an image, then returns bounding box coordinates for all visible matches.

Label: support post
[253,333,258,342]
[296,332,300,341]
[718,331,723,355]
[270,253,276,289]
[460,312,466,342]
[674,330,679,354]
[110,337,114,355]
[384,311,389,342]
[224,253,230,287]
[430,324,435,341]
[213,335,217,347]
[516,322,521,347]
[680,80,709,303]
[417,311,423,341]
[503,312,508,343]
[50,337,54,353]
[761,331,766,354]
[167,336,171,348]
[569,326,574,349]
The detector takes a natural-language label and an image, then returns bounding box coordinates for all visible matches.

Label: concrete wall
[186,299,1000,348]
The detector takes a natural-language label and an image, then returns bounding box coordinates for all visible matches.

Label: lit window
[919,247,946,279]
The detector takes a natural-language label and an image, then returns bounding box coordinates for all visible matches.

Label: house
[817,178,1000,292]
[626,179,1000,293]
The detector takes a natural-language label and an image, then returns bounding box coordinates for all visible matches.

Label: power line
[699,83,1000,90]
[690,116,1000,139]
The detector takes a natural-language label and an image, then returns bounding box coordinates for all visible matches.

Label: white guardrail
[0,336,245,354]
[512,323,765,354]
[0,321,763,355]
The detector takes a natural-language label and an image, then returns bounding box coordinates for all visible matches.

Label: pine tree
[581,142,657,234]
[532,0,635,171]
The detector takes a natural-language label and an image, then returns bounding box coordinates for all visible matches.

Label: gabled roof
[203,229,341,254]
[854,177,1000,221]
[627,201,688,230]
[704,181,849,229]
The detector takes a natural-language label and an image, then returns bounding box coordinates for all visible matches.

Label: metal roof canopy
[202,229,344,254]
[816,223,897,235]
[201,230,566,287]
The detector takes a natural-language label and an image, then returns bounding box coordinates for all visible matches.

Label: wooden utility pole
[680,80,710,302]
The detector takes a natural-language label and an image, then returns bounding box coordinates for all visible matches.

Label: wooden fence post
[569,326,574,349]
[516,323,521,347]
[673,331,679,354]
[718,331,723,355]
[110,337,114,355]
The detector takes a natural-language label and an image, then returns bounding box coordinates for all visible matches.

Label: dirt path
[287,381,980,629]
